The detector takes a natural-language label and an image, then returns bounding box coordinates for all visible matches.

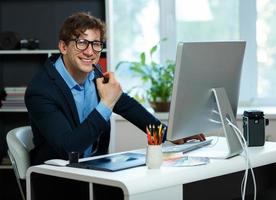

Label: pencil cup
[146,145,163,169]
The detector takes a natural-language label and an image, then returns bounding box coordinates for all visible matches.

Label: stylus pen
[93,64,109,83]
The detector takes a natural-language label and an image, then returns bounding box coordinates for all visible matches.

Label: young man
[25,12,164,166]
[25,11,169,200]
[25,12,205,200]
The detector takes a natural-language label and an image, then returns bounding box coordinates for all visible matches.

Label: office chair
[6,126,34,200]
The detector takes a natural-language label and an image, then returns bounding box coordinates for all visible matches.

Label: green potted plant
[116,40,175,112]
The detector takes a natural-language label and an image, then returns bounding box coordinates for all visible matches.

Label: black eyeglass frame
[69,38,104,52]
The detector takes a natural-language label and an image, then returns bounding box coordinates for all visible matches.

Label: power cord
[210,109,256,199]
[227,119,257,200]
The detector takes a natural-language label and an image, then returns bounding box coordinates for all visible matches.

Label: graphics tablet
[67,152,146,172]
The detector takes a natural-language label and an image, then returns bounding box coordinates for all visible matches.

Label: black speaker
[243,110,269,147]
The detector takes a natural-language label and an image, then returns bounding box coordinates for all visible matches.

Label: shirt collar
[54,56,95,90]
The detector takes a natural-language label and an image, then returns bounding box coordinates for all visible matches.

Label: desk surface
[26,138,276,198]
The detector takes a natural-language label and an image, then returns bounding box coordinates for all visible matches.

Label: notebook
[67,152,145,172]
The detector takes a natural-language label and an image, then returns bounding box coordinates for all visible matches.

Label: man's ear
[58,40,67,54]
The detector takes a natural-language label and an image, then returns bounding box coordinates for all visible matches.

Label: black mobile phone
[93,64,109,83]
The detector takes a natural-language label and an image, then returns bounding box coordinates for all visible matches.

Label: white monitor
[167,41,246,158]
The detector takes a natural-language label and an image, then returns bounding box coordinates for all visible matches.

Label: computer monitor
[166,41,246,158]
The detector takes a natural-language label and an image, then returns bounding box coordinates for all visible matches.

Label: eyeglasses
[69,39,104,52]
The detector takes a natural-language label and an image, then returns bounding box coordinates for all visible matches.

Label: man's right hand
[172,133,206,144]
[96,71,123,110]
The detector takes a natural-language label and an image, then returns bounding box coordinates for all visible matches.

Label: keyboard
[162,139,212,153]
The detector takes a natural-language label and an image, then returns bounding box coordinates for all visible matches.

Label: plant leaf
[140,52,146,65]
[150,45,157,57]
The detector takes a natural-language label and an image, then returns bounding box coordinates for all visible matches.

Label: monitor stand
[211,87,243,158]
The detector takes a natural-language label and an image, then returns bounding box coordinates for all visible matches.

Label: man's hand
[96,72,123,110]
[172,133,206,145]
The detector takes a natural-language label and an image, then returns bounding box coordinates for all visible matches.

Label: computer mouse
[44,159,68,166]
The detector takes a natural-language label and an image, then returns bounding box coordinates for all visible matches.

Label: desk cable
[227,119,257,200]
[210,109,256,199]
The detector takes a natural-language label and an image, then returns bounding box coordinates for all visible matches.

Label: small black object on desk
[243,110,269,147]
[69,152,79,164]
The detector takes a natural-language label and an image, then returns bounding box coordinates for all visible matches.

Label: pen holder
[146,145,163,169]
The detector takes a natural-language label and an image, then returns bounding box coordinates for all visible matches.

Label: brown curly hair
[59,12,106,44]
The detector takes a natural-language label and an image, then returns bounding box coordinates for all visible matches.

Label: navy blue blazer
[25,55,162,165]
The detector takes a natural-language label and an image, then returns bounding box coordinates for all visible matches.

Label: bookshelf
[0,0,107,199]
[0,49,59,55]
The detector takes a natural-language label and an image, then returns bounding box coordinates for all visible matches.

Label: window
[107,0,159,95]
[107,0,276,109]
[256,0,276,105]
[175,0,239,41]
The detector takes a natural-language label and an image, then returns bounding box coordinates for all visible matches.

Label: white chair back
[6,126,34,179]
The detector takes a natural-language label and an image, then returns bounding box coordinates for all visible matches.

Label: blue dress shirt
[54,56,111,157]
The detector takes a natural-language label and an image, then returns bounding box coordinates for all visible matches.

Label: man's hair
[59,12,106,44]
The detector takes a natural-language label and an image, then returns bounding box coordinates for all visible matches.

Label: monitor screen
[166,41,246,158]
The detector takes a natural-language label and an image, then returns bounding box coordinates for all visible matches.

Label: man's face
[59,29,102,81]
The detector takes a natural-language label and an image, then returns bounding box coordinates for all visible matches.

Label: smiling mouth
[81,58,92,62]
[80,57,95,65]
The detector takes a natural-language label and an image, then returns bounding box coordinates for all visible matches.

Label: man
[25,12,205,200]
[25,12,166,166]
[25,11,169,199]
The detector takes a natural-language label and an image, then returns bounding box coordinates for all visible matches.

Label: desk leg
[89,183,93,200]
[125,185,182,200]
[26,172,31,200]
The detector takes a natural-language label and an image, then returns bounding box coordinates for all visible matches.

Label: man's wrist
[100,100,114,110]
[101,92,123,110]
[96,102,112,121]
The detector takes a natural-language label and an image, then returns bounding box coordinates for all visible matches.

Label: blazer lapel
[45,57,80,125]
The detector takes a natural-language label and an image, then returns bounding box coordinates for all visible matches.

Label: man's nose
[83,43,94,55]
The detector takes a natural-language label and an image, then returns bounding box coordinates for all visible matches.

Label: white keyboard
[162,139,212,153]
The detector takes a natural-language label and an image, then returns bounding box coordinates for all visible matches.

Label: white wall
[110,113,275,153]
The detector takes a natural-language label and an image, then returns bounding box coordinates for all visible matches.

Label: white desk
[26,139,276,200]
